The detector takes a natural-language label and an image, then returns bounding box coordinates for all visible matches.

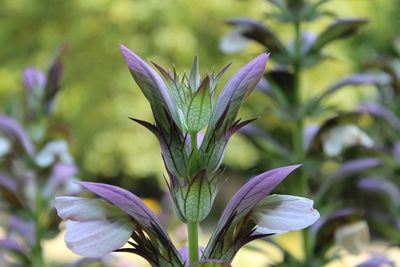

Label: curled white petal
[55,197,135,257]
[335,220,369,255]
[0,135,11,156]
[322,124,374,157]
[220,27,250,54]
[35,140,74,167]
[253,194,320,235]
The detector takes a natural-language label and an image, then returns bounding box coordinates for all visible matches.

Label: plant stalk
[188,132,200,264]
[187,221,199,264]
[32,193,44,267]
[292,20,311,263]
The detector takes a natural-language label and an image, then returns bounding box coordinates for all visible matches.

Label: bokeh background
[1,0,400,266]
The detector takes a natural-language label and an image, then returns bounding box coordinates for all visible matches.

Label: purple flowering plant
[0,47,85,266]
[218,0,400,266]
[55,45,320,266]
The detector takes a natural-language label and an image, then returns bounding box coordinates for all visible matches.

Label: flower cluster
[55,45,319,266]
[0,48,81,267]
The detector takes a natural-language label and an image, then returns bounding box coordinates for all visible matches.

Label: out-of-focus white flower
[335,220,369,255]
[322,124,374,157]
[35,140,73,167]
[220,27,250,54]
[0,135,11,157]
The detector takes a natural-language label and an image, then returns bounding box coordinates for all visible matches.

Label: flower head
[55,182,185,266]
[203,165,319,262]
[22,45,65,118]
[120,45,269,222]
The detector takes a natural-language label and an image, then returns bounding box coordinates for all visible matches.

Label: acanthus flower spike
[121,45,269,223]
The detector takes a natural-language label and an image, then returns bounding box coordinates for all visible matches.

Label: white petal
[65,219,133,257]
[55,197,123,220]
[322,124,374,157]
[55,197,135,257]
[35,140,73,167]
[220,27,250,54]
[0,135,11,156]
[322,136,343,157]
[254,194,320,235]
[335,220,369,255]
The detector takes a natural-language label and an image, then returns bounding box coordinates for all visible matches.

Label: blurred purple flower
[0,115,34,156]
[0,238,26,254]
[393,142,400,160]
[316,158,381,201]
[22,46,65,117]
[303,124,320,152]
[43,163,79,196]
[320,73,390,101]
[356,255,395,267]
[358,177,400,206]
[330,158,381,180]
[356,102,400,131]
[22,67,47,94]
[8,216,35,245]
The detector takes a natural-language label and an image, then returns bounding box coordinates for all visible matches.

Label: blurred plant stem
[32,193,44,267]
[291,21,308,196]
[292,20,311,263]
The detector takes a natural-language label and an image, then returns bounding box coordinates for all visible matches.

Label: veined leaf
[186,76,212,132]
[175,170,213,222]
[189,56,201,92]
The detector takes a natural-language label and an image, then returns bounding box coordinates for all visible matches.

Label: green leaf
[186,76,211,132]
[189,56,200,92]
[175,171,213,222]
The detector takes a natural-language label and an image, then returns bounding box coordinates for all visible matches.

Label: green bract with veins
[154,57,216,134]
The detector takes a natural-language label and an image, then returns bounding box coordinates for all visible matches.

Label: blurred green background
[2,0,400,266]
[0,0,398,194]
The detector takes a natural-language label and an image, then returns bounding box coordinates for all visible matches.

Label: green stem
[187,221,199,264]
[190,132,198,151]
[292,21,302,159]
[292,20,311,264]
[292,21,307,196]
[32,194,44,267]
[188,132,200,264]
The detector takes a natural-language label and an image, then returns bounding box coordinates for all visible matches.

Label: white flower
[322,124,374,157]
[220,27,250,54]
[253,194,320,235]
[35,140,73,167]
[55,197,135,257]
[0,135,11,157]
[335,220,369,255]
